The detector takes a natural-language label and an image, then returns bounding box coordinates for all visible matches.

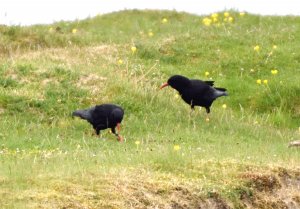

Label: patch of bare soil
[75,73,108,98]
[239,168,300,209]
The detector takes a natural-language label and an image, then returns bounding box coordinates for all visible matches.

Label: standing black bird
[72,104,124,142]
[160,75,228,115]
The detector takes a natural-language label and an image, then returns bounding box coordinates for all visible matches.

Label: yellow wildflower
[175,94,180,99]
[148,31,154,37]
[228,17,234,23]
[135,141,140,145]
[256,79,262,84]
[162,18,168,23]
[250,69,255,73]
[118,59,123,65]
[173,145,181,151]
[254,45,260,52]
[202,18,212,26]
[263,79,268,85]
[212,17,218,23]
[205,117,210,122]
[205,71,210,76]
[49,27,54,32]
[72,28,77,34]
[211,14,218,22]
[211,13,218,18]
[273,45,277,49]
[240,12,245,17]
[271,69,278,75]
[131,46,137,53]
[224,12,230,17]
[222,104,227,109]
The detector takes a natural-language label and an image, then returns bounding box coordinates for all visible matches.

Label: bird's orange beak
[160,82,169,89]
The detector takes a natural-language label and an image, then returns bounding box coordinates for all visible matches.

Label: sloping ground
[1,43,299,208]
[1,165,298,209]
[108,168,300,209]
[1,10,300,209]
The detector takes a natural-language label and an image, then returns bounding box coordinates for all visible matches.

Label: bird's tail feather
[72,110,81,117]
[216,87,228,96]
[215,87,227,92]
[72,110,91,121]
[214,88,228,97]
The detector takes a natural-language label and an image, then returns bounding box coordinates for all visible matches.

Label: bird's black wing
[182,80,209,100]
[93,104,124,128]
[190,80,211,93]
[91,105,112,128]
[204,81,215,86]
[188,80,214,106]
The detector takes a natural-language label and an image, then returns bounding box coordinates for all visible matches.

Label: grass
[0,10,300,208]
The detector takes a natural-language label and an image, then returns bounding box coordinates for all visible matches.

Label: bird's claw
[117,135,124,142]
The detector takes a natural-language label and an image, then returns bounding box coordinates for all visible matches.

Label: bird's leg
[189,105,195,116]
[95,124,106,138]
[112,123,123,142]
[205,107,210,122]
[205,107,210,114]
[188,106,195,123]
[111,127,119,138]
[95,126,100,136]
[95,128,101,136]
[117,123,123,142]
[92,129,101,138]
[111,127,116,135]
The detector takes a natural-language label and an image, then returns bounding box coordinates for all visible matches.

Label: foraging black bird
[72,104,124,142]
[160,75,228,114]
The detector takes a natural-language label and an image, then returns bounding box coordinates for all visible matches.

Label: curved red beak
[160,82,169,89]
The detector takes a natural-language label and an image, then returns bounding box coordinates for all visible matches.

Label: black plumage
[72,104,124,141]
[160,75,228,114]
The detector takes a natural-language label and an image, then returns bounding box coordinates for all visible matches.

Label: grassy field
[0,10,300,208]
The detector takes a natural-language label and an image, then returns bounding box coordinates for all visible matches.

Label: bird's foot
[117,135,124,142]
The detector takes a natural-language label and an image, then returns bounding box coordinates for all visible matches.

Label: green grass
[0,10,300,208]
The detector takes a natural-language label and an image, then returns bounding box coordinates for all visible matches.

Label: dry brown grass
[2,164,298,209]
[7,44,120,67]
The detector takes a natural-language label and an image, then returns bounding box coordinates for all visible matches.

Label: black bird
[160,75,228,115]
[72,104,124,142]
